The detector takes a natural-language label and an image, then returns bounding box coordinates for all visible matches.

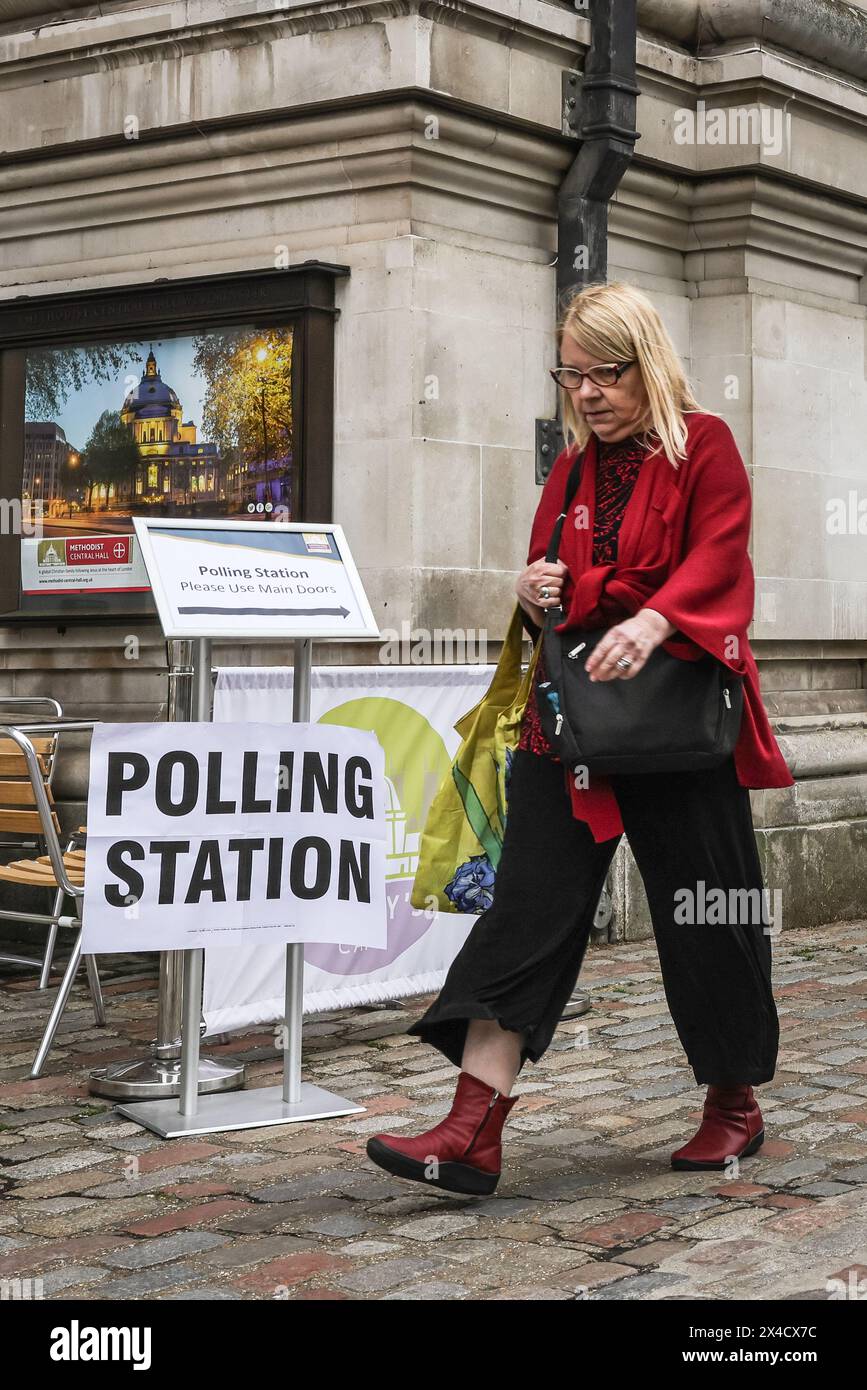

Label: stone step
[771,711,867,733]
[757,658,864,692]
[751,772,867,827]
[773,727,867,778]
[765,689,867,717]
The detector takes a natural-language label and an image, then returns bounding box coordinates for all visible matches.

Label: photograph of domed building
[25,324,294,536]
[121,348,230,509]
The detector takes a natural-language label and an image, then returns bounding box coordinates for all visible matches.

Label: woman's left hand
[585,609,675,682]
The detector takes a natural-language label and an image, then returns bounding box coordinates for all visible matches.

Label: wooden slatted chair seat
[0,851,85,888]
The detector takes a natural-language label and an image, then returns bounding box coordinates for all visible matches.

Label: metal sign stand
[116,635,363,1137]
[89,641,246,1100]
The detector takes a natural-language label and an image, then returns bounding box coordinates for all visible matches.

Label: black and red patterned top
[518,434,646,760]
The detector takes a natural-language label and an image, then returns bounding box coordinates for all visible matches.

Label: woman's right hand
[516,559,569,626]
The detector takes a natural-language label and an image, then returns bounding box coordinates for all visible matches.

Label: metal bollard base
[115,1081,363,1138]
[560,989,592,1022]
[88,1053,246,1100]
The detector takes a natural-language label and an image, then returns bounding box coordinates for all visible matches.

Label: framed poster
[0,264,348,621]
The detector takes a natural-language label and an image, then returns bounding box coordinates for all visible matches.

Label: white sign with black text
[132,517,379,640]
[81,722,387,954]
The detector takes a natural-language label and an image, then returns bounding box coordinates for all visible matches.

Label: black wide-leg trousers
[408,748,779,1086]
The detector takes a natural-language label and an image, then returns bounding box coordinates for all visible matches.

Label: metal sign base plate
[115,1082,364,1138]
[90,1054,246,1100]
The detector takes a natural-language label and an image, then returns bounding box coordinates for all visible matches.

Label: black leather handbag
[535,453,744,774]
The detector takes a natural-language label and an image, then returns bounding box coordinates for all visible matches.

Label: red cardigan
[524,412,794,841]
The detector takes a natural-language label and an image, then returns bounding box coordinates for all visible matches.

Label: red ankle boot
[366,1070,519,1195]
[671,1083,765,1171]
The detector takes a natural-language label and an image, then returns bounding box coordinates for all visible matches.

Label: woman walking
[367,282,793,1196]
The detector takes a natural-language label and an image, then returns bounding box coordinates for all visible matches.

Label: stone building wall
[0,0,864,931]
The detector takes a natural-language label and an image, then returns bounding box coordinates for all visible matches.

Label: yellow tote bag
[410,603,541,915]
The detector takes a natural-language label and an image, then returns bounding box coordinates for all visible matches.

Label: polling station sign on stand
[103,517,383,1137]
[131,516,375,639]
[82,722,387,953]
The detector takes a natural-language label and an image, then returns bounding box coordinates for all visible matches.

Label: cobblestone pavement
[1,920,866,1302]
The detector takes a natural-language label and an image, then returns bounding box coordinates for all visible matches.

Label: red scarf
[526,413,793,841]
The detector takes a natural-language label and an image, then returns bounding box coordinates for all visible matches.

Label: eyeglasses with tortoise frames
[549,360,636,390]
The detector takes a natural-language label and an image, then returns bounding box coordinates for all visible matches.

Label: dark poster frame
[0,262,349,624]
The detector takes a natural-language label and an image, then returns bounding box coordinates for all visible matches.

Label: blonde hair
[556,282,703,465]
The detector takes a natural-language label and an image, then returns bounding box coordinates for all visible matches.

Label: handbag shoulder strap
[544,448,584,564]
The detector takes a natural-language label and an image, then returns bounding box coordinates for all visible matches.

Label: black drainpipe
[535,0,640,482]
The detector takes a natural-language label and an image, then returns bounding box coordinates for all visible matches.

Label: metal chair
[0,698,71,986]
[0,721,105,1076]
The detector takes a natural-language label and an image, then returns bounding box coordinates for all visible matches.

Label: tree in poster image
[59,448,85,514]
[81,411,141,511]
[26,344,140,420]
[193,328,293,504]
